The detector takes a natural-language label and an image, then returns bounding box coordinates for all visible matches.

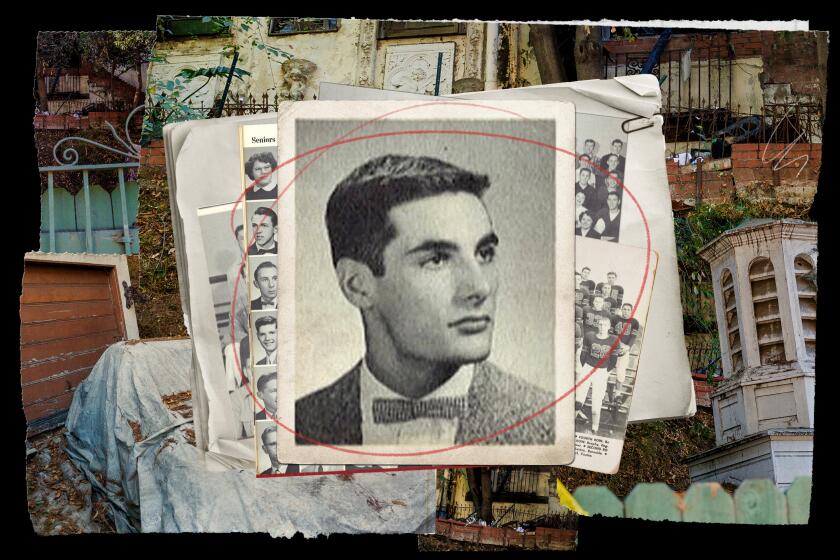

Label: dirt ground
[25,427,114,535]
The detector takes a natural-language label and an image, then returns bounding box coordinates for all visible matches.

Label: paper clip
[621,115,655,134]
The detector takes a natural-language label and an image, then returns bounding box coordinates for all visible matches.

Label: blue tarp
[64,339,435,536]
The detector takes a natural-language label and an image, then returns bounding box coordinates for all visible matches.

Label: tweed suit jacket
[294,361,555,446]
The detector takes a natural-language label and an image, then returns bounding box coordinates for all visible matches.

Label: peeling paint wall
[148,19,497,104]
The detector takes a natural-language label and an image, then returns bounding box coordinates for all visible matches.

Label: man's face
[256,323,277,353]
[257,377,277,414]
[598,317,611,336]
[262,429,278,465]
[592,296,604,311]
[371,192,499,365]
[606,155,619,171]
[251,212,277,247]
[254,265,278,300]
[584,141,595,155]
[611,141,622,156]
[252,160,274,188]
[607,195,619,210]
[581,268,590,281]
[578,170,591,186]
[607,273,617,285]
[621,305,632,319]
[606,177,618,191]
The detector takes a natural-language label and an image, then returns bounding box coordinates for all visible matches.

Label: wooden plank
[42,185,78,231]
[21,367,92,405]
[785,476,812,524]
[20,331,121,362]
[625,483,682,522]
[20,300,115,324]
[734,479,788,524]
[23,263,111,285]
[23,390,76,424]
[21,315,119,344]
[683,483,735,523]
[21,348,103,384]
[81,183,117,230]
[111,180,140,228]
[573,486,623,518]
[21,284,112,304]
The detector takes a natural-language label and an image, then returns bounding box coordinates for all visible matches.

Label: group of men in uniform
[574,267,640,436]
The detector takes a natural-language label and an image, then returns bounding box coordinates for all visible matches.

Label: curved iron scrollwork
[52,105,144,166]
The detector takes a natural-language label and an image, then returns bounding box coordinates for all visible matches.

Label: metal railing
[687,340,722,377]
[445,503,547,525]
[37,106,142,255]
[603,36,824,150]
[491,468,544,495]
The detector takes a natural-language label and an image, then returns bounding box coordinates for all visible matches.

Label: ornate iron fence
[37,107,142,255]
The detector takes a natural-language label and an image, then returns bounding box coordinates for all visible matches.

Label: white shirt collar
[253,182,277,193]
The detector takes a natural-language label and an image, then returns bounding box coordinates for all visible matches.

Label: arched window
[794,254,817,362]
[749,258,785,365]
[721,269,742,373]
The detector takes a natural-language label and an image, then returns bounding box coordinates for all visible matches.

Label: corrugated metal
[20,261,126,435]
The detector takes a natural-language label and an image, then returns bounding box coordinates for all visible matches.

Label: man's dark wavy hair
[245,152,278,181]
[325,155,490,276]
[255,314,277,332]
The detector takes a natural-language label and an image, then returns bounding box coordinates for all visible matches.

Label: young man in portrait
[248,206,279,255]
[251,261,278,310]
[255,371,277,421]
[254,315,278,365]
[294,155,556,447]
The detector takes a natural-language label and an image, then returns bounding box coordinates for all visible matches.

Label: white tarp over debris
[64,339,436,536]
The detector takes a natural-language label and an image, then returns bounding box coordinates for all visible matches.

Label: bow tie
[372,396,468,424]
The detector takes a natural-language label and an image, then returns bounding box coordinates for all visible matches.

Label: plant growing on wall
[143,16,293,143]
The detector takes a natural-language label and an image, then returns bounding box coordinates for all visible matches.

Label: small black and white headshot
[244,150,279,201]
[247,202,278,255]
[254,370,277,421]
[250,311,278,366]
[256,422,304,475]
[276,109,575,464]
[249,255,278,310]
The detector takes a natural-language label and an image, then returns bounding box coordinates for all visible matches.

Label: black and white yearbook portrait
[273,101,576,465]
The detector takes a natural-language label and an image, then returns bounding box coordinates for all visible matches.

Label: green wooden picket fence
[572,477,811,524]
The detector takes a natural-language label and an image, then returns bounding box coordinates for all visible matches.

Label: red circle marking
[230,106,651,458]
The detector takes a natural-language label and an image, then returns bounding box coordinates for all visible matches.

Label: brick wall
[603,30,827,103]
[603,30,764,60]
[140,139,167,168]
[667,143,820,204]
